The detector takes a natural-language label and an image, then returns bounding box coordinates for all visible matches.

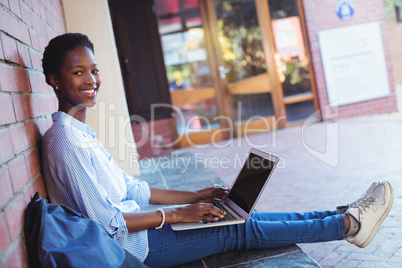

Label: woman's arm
[123,185,230,232]
[123,202,226,232]
[149,185,229,205]
[148,187,199,205]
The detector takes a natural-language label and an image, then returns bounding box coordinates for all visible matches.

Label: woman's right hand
[168,203,226,223]
[123,203,227,232]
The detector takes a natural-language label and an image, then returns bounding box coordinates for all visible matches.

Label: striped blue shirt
[42,111,151,262]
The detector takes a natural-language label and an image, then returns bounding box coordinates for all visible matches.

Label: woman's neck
[58,105,87,123]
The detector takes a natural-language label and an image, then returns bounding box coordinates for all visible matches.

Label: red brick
[43,95,54,113]
[20,2,32,26]
[31,0,39,15]
[25,120,40,146]
[1,34,19,64]
[24,148,40,178]
[45,10,52,26]
[28,71,45,92]
[3,236,28,268]
[0,128,14,164]
[38,1,46,21]
[31,12,46,38]
[0,0,9,8]
[28,28,40,51]
[9,123,29,155]
[24,0,33,10]
[46,114,53,127]
[0,33,4,60]
[53,1,63,16]
[29,94,42,117]
[0,64,30,92]
[0,212,11,255]
[37,117,49,135]
[12,94,31,121]
[0,6,8,31]
[0,166,13,207]
[24,175,46,204]
[52,94,58,111]
[24,177,40,204]
[17,42,32,68]
[8,0,22,19]
[38,34,47,51]
[18,21,31,46]
[40,94,50,114]
[29,49,42,70]
[3,7,20,38]
[8,155,29,193]
[4,193,25,241]
[0,93,16,124]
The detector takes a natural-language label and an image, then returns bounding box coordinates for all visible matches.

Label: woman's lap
[144,211,345,267]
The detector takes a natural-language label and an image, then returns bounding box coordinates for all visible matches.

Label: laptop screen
[227,152,275,213]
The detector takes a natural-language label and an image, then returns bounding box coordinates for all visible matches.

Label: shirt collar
[52,111,96,138]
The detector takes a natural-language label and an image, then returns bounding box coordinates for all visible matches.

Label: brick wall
[386,15,402,85]
[0,0,65,267]
[302,0,398,120]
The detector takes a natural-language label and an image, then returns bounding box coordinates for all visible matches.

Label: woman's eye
[73,71,83,75]
[92,69,99,74]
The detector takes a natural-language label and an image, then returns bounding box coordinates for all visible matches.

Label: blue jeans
[144,211,346,267]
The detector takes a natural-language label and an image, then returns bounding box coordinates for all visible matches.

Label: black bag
[24,192,147,268]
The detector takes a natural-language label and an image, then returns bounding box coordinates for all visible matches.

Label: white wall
[61,0,140,175]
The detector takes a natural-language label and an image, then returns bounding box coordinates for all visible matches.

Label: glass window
[269,0,313,98]
[155,0,219,135]
[215,0,267,83]
[155,0,213,91]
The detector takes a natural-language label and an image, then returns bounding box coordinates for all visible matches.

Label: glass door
[154,0,225,147]
[154,0,318,148]
[268,0,319,123]
[211,0,277,137]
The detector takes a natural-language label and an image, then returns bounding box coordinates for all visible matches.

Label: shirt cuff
[109,210,129,238]
[141,181,151,206]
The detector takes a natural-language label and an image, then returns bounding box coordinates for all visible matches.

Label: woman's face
[53,46,101,111]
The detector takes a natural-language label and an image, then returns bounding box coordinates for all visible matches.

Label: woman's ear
[49,73,59,90]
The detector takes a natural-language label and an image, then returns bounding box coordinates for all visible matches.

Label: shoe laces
[350,193,370,208]
[355,196,377,213]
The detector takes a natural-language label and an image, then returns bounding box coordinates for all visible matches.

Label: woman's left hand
[196,184,230,203]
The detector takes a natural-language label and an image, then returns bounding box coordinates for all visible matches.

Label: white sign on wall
[318,22,390,107]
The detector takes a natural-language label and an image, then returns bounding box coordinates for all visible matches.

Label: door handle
[218,66,229,79]
[123,57,130,74]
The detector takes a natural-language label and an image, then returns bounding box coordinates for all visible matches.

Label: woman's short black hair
[42,33,94,85]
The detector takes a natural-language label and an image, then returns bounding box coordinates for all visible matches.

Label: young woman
[41,33,393,267]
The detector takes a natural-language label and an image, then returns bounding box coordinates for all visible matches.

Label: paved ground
[173,87,402,267]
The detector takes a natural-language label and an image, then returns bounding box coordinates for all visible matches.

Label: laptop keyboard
[212,202,238,221]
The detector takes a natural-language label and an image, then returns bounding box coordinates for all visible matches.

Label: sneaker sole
[359,181,394,248]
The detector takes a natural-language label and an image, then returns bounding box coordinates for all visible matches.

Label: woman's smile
[79,87,97,97]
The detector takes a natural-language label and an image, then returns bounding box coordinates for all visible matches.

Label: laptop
[170,148,279,231]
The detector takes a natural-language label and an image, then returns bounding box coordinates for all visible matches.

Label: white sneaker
[345,181,393,248]
[336,181,380,214]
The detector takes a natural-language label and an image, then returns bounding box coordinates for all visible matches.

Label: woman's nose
[85,72,97,84]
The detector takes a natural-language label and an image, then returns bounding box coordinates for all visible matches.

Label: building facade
[114,0,398,158]
[0,0,399,266]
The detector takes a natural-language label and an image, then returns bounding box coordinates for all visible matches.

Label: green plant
[384,0,402,18]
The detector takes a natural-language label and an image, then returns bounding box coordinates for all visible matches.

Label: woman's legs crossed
[144,211,345,267]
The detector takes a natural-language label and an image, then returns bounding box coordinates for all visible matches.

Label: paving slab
[173,118,402,267]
